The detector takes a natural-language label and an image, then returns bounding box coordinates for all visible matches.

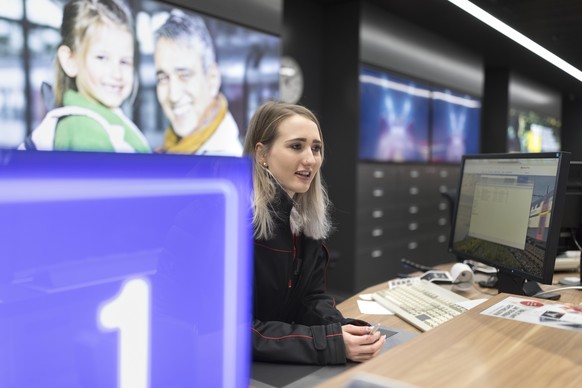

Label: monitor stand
[497,272,560,300]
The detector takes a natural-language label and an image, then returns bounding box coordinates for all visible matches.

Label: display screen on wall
[507,108,561,153]
[430,88,481,163]
[359,65,482,164]
[0,0,280,153]
[359,65,430,163]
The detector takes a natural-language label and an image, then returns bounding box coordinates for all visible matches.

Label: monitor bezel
[448,151,571,286]
[0,149,254,387]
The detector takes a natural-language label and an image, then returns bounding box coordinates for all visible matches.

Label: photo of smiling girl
[25,0,151,153]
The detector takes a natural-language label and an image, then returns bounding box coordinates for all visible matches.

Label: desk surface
[251,267,582,387]
[335,267,582,332]
[318,270,582,388]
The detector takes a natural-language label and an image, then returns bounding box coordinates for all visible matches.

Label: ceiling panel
[319,0,582,95]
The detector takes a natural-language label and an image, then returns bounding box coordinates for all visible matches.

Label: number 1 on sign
[98,278,151,388]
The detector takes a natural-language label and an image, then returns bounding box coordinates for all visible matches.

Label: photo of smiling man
[153,10,243,156]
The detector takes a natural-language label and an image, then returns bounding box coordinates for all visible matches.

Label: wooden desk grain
[322,275,582,388]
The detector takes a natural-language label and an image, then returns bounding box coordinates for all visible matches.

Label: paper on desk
[457,298,487,310]
[481,296,582,332]
[357,299,394,315]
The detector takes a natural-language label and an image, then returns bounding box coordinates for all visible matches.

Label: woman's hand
[342,324,386,362]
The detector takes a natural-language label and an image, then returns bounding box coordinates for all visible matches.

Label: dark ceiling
[361,0,582,96]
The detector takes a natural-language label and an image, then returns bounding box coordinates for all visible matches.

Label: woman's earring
[262,162,268,168]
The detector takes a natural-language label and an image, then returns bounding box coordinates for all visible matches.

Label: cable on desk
[534,286,582,298]
[478,273,498,285]
[400,258,433,272]
[570,228,582,251]
[472,282,498,296]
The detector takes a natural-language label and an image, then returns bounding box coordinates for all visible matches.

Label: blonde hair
[243,101,332,240]
[54,0,135,107]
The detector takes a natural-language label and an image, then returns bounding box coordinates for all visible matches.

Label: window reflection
[26,0,64,28]
[0,1,23,20]
[29,27,60,126]
[0,17,25,147]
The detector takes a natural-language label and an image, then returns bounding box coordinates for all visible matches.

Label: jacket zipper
[289,234,298,289]
[282,234,297,311]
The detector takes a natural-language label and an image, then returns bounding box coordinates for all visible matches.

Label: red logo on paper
[520,300,544,307]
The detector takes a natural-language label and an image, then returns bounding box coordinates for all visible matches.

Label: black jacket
[252,186,366,365]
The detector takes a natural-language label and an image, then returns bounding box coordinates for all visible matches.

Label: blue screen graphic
[359,66,430,162]
[431,88,481,163]
[0,150,253,387]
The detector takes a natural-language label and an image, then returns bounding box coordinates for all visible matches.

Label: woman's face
[261,114,323,197]
[76,24,134,108]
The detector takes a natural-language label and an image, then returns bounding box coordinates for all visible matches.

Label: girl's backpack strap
[18,106,120,151]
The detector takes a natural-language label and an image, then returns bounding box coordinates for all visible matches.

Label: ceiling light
[448,0,582,83]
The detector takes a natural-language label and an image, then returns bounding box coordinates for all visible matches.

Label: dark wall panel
[562,92,582,161]
[481,67,510,153]
[282,0,324,113]
[321,1,362,293]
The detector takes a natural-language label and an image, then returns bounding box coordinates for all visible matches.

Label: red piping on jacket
[254,242,292,253]
[254,241,296,288]
[252,328,343,340]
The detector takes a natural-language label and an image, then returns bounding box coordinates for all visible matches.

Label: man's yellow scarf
[160,94,228,154]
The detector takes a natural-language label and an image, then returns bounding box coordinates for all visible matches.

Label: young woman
[244,101,386,365]
[24,0,150,152]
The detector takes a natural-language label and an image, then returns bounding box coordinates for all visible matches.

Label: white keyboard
[372,279,469,331]
[387,276,421,289]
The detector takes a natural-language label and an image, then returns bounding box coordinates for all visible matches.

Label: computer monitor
[0,149,253,387]
[449,152,571,297]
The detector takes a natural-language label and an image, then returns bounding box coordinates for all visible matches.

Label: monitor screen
[359,65,430,163]
[0,150,253,387]
[430,88,481,163]
[507,108,561,153]
[0,0,280,151]
[449,152,571,296]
